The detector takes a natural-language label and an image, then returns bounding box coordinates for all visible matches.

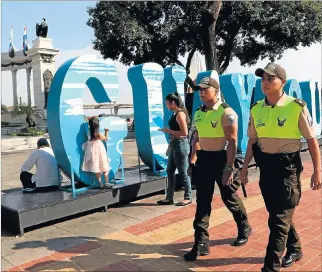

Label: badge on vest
[256,119,265,128]
[210,120,218,128]
[277,117,287,127]
[195,113,201,123]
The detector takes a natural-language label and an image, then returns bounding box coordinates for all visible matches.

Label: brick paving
[3,156,321,272]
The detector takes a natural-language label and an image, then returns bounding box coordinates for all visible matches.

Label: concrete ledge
[1,134,51,153]
[2,132,135,153]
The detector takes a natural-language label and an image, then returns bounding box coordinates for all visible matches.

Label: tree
[87,1,322,83]
[1,104,8,114]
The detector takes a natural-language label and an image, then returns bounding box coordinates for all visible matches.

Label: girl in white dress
[82,117,113,189]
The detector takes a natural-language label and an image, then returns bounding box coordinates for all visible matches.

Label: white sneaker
[22,188,35,193]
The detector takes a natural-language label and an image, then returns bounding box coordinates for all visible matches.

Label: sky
[2,1,95,51]
[1,1,321,109]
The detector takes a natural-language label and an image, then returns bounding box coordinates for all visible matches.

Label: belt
[260,150,300,161]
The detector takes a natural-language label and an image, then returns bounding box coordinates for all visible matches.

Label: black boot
[260,266,272,272]
[184,243,209,261]
[282,251,303,267]
[232,224,252,246]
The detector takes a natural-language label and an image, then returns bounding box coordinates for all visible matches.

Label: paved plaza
[1,141,321,271]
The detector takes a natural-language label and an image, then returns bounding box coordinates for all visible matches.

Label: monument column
[26,67,32,106]
[28,37,59,124]
[11,69,18,107]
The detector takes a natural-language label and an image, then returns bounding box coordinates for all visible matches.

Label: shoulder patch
[221,102,230,109]
[294,98,306,107]
[197,104,206,112]
[250,101,259,109]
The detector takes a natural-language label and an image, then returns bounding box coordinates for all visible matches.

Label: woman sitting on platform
[82,117,114,190]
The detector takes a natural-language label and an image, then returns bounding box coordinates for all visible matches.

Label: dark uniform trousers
[193,150,248,245]
[256,150,302,272]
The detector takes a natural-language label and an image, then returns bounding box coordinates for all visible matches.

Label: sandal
[157,199,174,205]
[175,200,192,206]
[104,183,114,190]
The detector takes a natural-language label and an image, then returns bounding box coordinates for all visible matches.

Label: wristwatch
[224,164,234,173]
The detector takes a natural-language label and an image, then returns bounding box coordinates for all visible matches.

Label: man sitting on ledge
[20,138,61,193]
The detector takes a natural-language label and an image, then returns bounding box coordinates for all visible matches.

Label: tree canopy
[87,1,322,76]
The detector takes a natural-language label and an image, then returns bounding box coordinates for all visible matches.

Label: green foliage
[15,127,45,136]
[10,102,34,119]
[87,1,322,74]
[1,104,9,114]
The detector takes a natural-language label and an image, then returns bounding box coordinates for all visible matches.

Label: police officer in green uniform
[184,76,251,261]
[240,63,321,272]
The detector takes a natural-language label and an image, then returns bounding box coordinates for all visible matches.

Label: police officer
[184,76,251,261]
[240,63,321,272]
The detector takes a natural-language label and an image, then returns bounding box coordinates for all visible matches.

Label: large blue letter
[220,73,254,153]
[300,81,322,136]
[284,79,303,99]
[47,55,127,186]
[128,63,168,171]
[254,78,264,103]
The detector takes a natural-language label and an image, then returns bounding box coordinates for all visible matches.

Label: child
[82,117,113,189]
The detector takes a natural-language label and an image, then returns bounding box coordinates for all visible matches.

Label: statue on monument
[43,69,53,109]
[26,116,36,128]
[36,18,48,38]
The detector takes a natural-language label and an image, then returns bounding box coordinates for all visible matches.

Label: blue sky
[2,1,96,51]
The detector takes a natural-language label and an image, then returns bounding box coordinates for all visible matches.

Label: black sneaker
[232,225,252,246]
[184,243,209,261]
[282,251,303,268]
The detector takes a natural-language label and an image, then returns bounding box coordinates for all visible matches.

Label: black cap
[37,138,49,147]
[255,63,287,81]
[197,76,220,89]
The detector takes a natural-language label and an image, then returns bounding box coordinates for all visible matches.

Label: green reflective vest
[194,104,225,138]
[251,96,303,139]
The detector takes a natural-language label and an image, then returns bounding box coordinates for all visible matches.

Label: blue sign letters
[47,55,127,186]
[48,55,321,181]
